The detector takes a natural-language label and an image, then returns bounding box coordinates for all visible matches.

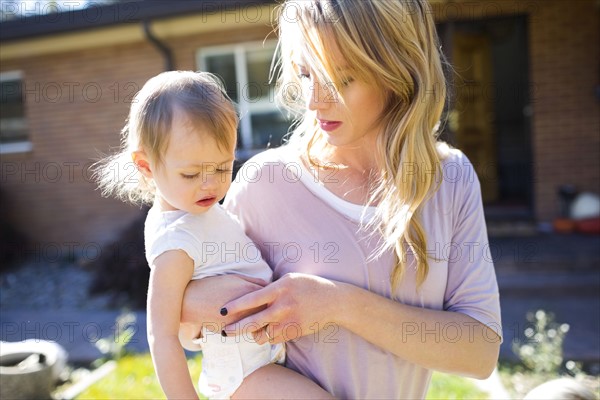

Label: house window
[0,71,31,154]
[197,41,290,160]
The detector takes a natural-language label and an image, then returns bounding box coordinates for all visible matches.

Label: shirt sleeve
[443,157,503,342]
[146,227,201,268]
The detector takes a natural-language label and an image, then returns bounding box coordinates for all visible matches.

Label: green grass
[76,354,203,399]
[73,353,488,399]
[426,371,488,399]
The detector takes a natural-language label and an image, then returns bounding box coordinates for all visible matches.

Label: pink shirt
[224,146,502,399]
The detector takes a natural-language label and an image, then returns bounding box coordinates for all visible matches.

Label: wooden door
[451,32,498,203]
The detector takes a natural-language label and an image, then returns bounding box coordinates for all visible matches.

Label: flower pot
[553,218,575,234]
[575,217,600,235]
[0,340,67,400]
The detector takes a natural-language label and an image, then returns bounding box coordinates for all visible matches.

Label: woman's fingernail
[220,307,228,316]
[221,330,227,337]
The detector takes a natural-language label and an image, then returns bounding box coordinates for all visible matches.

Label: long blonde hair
[275,0,448,289]
[93,71,238,205]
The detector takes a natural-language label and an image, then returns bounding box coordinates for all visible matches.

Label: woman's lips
[196,196,217,207]
[318,119,342,132]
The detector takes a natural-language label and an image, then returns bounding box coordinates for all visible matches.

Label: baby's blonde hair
[275,0,448,289]
[94,71,238,204]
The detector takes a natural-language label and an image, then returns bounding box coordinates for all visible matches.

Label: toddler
[94,71,332,400]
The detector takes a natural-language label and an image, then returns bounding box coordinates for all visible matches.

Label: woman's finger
[220,285,275,318]
[253,324,277,345]
[232,274,269,288]
[221,298,281,339]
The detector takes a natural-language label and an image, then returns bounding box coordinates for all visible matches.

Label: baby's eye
[181,173,200,180]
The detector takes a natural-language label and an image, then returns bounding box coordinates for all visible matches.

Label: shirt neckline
[277,147,376,223]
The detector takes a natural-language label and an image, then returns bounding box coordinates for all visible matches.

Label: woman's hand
[181,274,268,333]
[220,273,340,345]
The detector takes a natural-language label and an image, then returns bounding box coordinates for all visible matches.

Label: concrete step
[497,270,600,296]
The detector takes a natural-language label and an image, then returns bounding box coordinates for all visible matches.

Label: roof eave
[0,0,273,42]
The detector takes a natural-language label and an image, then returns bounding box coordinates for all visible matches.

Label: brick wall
[527,0,599,221]
[0,23,272,258]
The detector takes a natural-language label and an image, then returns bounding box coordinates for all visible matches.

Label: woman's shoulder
[242,145,298,165]
[422,143,483,235]
[225,147,300,222]
[235,146,299,182]
[436,142,479,187]
[437,141,468,165]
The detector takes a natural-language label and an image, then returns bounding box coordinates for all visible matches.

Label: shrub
[88,209,149,309]
[512,309,571,375]
[0,189,29,272]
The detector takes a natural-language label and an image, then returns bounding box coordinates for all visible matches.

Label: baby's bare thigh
[231,363,335,399]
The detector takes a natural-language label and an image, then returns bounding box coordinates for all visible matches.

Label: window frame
[0,70,32,154]
[196,40,282,160]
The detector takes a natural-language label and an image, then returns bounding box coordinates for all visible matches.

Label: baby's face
[151,113,235,214]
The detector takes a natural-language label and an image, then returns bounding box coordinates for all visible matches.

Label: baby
[94,71,332,399]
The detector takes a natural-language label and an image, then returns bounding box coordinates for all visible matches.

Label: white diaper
[194,328,285,400]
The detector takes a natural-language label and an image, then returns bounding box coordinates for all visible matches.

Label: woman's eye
[297,71,311,80]
[341,77,354,86]
[216,169,232,173]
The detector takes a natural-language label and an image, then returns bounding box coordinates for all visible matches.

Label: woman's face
[294,50,387,149]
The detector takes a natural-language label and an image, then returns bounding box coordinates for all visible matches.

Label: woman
[183,1,502,398]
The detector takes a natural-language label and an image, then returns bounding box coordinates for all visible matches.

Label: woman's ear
[132,150,153,179]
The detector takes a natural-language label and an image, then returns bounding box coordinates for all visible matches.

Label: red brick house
[1,0,598,260]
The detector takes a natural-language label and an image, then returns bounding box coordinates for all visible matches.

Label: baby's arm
[182,274,269,328]
[148,249,198,399]
[179,275,268,351]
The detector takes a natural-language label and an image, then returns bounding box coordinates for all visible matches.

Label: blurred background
[0,0,598,398]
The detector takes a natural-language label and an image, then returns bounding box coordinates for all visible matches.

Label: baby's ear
[132,150,153,178]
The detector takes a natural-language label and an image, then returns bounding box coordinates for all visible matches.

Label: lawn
[71,353,488,399]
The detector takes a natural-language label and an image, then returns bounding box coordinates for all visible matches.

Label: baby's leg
[231,363,334,399]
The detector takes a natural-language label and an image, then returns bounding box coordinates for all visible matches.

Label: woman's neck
[309,134,379,174]
[329,148,378,176]
[303,140,381,205]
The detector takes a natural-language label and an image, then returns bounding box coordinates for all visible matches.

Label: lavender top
[224,146,502,399]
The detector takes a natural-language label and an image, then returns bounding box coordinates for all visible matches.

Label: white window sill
[0,141,33,154]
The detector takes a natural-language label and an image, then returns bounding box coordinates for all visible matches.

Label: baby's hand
[178,323,203,351]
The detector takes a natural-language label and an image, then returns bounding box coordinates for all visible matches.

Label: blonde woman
[183,1,502,398]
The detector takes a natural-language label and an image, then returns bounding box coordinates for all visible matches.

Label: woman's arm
[335,279,500,378]
[221,272,500,379]
[148,250,198,399]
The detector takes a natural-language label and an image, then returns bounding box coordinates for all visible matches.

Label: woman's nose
[307,79,336,111]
